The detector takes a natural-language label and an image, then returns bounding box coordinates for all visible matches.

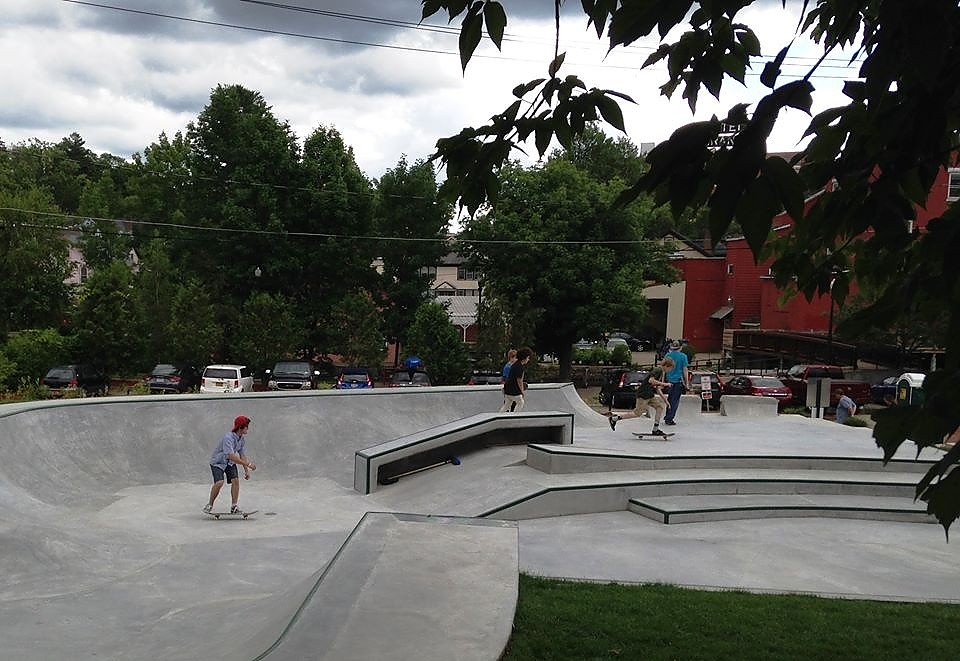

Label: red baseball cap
[233,415,251,431]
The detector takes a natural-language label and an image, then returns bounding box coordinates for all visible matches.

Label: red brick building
[654,165,951,352]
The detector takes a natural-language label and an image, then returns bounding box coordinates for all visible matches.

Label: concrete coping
[354,411,574,494]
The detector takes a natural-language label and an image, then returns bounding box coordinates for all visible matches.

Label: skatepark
[0,383,957,660]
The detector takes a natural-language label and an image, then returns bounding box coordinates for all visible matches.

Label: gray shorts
[211,464,239,484]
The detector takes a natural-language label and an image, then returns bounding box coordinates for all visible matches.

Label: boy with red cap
[203,415,257,514]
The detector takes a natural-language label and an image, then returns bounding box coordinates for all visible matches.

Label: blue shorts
[211,464,239,484]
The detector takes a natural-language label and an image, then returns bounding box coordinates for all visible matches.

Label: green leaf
[736,175,779,257]
[421,0,444,20]
[595,93,626,132]
[483,1,507,50]
[761,45,790,89]
[737,26,761,56]
[459,5,484,71]
[512,78,545,99]
[761,156,805,222]
[548,52,567,78]
[535,123,553,157]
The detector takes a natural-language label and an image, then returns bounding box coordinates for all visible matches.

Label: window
[457,267,479,280]
[949,169,960,202]
[419,266,437,278]
[727,264,734,275]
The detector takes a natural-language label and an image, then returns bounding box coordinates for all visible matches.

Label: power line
[61,0,863,78]
[1,207,669,246]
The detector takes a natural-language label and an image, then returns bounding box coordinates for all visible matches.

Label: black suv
[42,364,110,397]
[598,369,651,409]
[264,360,323,390]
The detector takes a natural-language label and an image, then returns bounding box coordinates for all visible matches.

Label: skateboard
[205,509,258,520]
[632,432,675,441]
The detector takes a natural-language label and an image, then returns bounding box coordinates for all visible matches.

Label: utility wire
[62,0,863,77]
[2,207,669,246]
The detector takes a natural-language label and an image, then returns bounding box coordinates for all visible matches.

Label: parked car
[779,364,872,407]
[263,360,322,390]
[722,374,793,407]
[41,364,110,397]
[598,369,651,408]
[467,370,502,386]
[689,370,723,410]
[199,364,254,393]
[388,370,432,387]
[605,337,630,353]
[608,331,654,352]
[145,363,200,394]
[870,376,898,406]
[334,367,375,390]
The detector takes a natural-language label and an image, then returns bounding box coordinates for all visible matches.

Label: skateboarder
[203,415,257,515]
[500,347,532,412]
[607,357,674,435]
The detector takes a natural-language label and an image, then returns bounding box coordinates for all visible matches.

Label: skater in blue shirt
[203,415,257,514]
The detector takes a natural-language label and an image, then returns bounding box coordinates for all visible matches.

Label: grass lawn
[502,575,960,660]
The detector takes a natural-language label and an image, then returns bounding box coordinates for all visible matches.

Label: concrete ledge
[525,444,936,475]
[720,394,779,417]
[249,512,519,661]
[354,411,574,494]
[628,494,933,524]
[482,477,919,520]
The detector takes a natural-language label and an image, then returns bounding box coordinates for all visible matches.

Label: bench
[354,411,574,494]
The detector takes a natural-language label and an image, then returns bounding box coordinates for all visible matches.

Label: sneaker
[650,428,666,436]
[664,420,677,426]
[230,505,241,515]
[608,414,621,431]
[202,504,212,514]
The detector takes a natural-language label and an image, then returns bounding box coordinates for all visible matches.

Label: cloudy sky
[2,1,860,179]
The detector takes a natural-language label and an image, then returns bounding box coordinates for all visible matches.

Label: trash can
[895,372,925,406]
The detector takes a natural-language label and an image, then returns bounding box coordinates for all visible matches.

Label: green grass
[502,575,960,660]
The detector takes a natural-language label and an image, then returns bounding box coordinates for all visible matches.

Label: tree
[420,0,960,534]
[292,125,379,353]
[184,84,301,307]
[405,300,469,386]
[375,156,451,358]
[0,188,73,334]
[166,278,224,368]
[228,292,306,374]
[462,156,674,381]
[328,290,386,368]
[71,260,145,373]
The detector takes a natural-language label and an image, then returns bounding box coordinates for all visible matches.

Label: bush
[609,345,632,366]
[681,343,696,363]
[3,328,73,386]
[843,416,870,428]
[0,351,17,393]
[15,377,49,402]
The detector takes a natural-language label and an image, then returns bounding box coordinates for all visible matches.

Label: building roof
[439,296,478,327]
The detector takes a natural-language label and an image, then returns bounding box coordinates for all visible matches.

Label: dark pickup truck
[780,364,872,407]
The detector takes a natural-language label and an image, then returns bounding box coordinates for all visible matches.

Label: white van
[200,364,254,393]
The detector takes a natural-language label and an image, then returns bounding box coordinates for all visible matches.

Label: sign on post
[700,376,713,399]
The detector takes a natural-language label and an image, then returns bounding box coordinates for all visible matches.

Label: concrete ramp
[248,513,518,660]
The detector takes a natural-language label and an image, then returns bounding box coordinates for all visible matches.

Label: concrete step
[628,493,933,524]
